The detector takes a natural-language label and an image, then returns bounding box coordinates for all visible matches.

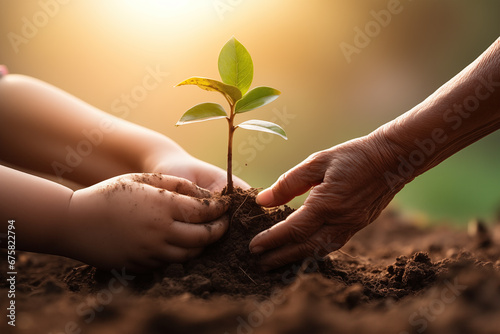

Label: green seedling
[175,37,287,194]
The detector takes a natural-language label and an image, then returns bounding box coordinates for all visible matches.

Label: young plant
[175,37,287,194]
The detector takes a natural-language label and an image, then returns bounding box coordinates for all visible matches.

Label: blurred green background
[1,0,499,225]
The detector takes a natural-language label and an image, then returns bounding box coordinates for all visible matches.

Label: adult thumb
[256,152,327,207]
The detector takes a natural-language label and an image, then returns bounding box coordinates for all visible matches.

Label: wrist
[44,192,73,257]
[366,126,416,192]
[0,166,74,255]
[140,134,191,174]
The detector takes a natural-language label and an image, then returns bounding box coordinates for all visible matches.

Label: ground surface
[1,189,500,334]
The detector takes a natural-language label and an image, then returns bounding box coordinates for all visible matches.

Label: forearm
[373,37,500,189]
[0,74,187,185]
[0,165,72,254]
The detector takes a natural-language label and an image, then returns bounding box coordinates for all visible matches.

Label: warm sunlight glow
[95,0,217,45]
[122,0,211,19]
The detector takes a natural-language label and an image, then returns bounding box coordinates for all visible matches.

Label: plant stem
[226,104,236,194]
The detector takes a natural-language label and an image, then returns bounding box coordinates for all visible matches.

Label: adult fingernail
[256,188,273,206]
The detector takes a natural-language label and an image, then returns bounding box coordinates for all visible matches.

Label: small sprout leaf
[176,103,227,126]
[235,86,281,114]
[175,37,286,194]
[237,120,287,140]
[218,37,253,95]
[176,77,242,105]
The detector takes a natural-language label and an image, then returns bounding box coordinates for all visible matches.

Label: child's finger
[166,216,229,248]
[249,204,322,254]
[151,244,204,263]
[0,65,8,78]
[124,173,230,222]
[130,173,212,198]
[166,190,229,223]
[124,244,205,272]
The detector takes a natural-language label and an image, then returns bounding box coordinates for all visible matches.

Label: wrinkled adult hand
[63,173,230,272]
[249,134,403,271]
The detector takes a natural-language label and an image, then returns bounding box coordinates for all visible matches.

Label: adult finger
[256,229,343,271]
[165,216,230,248]
[249,204,323,254]
[256,152,328,207]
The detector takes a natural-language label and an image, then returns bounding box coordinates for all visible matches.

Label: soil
[1,188,500,334]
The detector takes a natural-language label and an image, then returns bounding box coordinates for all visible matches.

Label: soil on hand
[1,188,500,334]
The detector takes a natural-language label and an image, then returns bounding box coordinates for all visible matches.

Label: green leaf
[218,37,253,95]
[176,103,227,126]
[237,120,287,139]
[235,86,281,114]
[176,77,242,105]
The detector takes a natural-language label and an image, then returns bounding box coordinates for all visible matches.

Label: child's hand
[62,173,229,272]
[146,150,250,192]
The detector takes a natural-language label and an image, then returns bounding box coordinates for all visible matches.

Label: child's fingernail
[260,264,271,272]
[256,188,273,206]
[250,245,264,254]
[0,65,8,77]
